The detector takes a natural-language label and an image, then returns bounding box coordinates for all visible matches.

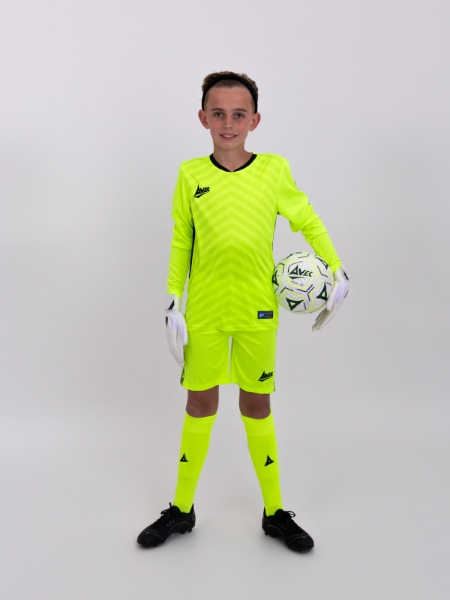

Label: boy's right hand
[165,294,188,367]
[312,267,349,332]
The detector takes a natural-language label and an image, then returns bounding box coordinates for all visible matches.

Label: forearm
[167,245,191,297]
[307,231,342,273]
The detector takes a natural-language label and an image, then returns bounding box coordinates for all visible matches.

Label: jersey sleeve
[276,159,342,272]
[166,167,194,297]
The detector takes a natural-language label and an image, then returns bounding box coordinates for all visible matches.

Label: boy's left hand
[165,294,188,366]
[312,267,349,332]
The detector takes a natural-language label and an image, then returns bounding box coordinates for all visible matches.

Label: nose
[224,115,233,129]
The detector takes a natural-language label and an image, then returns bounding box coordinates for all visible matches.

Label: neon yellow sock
[173,412,217,513]
[241,411,283,516]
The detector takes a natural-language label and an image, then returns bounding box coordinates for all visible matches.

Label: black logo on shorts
[180,454,188,463]
[194,185,210,198]
[258,370,273,382]
[265,455,274,466]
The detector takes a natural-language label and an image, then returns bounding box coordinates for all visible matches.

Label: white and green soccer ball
[272,252,334,314]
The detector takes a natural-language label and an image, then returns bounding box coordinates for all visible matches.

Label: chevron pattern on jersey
[167,154,340,332]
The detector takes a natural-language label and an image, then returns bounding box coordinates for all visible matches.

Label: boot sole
[263,527,314,551]
[138,525,194,547]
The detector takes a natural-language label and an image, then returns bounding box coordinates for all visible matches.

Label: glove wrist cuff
[166,294,182,312]
[332,267,349,283]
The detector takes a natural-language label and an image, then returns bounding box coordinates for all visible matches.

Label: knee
[239,390,271,419]
[186,388,218,418]
[242,405,271,419]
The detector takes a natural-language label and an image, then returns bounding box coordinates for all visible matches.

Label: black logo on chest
[194,185,210,198]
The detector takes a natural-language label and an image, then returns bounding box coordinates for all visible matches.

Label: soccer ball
[272,252,334,314]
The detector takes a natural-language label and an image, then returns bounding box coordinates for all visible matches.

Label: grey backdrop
[1,1,449,598]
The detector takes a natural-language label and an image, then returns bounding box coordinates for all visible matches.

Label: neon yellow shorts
[181,329,276,394]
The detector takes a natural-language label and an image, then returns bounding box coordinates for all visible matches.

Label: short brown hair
[201,71,259,112]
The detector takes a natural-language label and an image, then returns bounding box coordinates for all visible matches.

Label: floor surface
[2,385,448,600]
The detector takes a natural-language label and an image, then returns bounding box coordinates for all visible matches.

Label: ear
[198,109,210,129]
[249,112,261,132]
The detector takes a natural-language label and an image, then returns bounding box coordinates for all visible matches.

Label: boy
[137,71,349,552]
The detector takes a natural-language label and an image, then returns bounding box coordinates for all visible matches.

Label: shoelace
[276,510,302,532]
[151,503,178,529]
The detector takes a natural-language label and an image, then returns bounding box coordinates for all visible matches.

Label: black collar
[209,153,257,172]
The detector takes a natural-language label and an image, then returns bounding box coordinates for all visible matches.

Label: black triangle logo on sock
[180,453,188,463]
[265,455,274,466]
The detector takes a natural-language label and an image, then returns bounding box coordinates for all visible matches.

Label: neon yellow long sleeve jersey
[167,153,341,332]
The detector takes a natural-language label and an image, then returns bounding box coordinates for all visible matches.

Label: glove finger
[180,327,188,346]
[314,307,326,325]
[317,303,341,331]
[334,286,345,305]
[326,282,342,311]
[320,306,338,330]
[326,286,337,311]
[312,307,328,331]
[178,317,189,346]
[313,300,342,331]
[313,312,329,331]
[166,325,184,367]
[169,337,184,367]
[168,311,188,346]
[328,281,350,311]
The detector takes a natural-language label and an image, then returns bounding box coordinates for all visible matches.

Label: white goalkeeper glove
[312,267,349,332]
[165,294,188,367]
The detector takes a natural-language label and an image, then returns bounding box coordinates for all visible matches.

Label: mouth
[220,134,237,140]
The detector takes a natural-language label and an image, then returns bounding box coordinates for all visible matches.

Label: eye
[235,113,244,119]
[213,112,223,117]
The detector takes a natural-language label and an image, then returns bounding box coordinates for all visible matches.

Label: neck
[212,145,253,172]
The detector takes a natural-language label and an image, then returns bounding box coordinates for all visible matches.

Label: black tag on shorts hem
[257,311,273,319]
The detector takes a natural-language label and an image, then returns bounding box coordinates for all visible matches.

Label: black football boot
[137,503,195,548]
[262,508,314,551]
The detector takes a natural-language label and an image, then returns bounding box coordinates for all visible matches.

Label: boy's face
[198,86,261,151]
